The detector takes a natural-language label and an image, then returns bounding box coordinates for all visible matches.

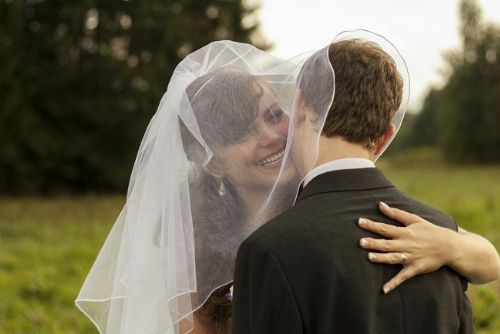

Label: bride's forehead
[257,82,279,103]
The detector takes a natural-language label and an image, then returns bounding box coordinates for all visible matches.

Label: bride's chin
[274,164,298,185]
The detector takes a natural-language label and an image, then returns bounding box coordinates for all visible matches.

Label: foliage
[411,89,441,147]
[438,20,500,162]
[0,0,266,194]
[395,0,500,163]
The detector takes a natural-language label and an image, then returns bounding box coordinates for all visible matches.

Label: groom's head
[299,39,403,153]
[323,39,403,149]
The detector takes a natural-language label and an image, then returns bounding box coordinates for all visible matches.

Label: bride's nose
[256,124,286,148]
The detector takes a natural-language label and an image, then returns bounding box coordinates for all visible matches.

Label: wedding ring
[400,253,407,264]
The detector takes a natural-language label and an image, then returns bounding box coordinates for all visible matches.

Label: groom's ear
[293,90,308,125]
[373,123,396,156]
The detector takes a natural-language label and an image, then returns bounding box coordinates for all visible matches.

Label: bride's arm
[358,202,500,294]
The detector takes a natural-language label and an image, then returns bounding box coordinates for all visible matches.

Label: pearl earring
[217,176,226,196]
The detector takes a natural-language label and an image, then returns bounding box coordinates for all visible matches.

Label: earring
[217,176,226,196]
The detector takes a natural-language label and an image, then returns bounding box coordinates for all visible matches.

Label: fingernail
[360,239,368,247]
[379,202,389,209]
[383,285,391,294]
[368,253,376,260]
[358,218,367,226]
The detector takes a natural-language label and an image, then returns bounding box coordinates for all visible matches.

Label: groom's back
[234,168,473,334]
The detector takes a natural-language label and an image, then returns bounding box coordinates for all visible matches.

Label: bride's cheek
[279,118,290,138]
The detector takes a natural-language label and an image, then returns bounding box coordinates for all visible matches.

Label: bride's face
[213,88,295,194]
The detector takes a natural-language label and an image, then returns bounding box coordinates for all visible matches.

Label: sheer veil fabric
[335,30,410,160]
[75,30,408,334]
[75,40,334,334]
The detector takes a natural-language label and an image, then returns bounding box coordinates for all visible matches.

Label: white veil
[75,30,408,334]
[75,40,335,334]
[331,29,410,161]
[255,29,409,222]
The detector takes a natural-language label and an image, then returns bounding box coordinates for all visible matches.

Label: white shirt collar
[303,158,375,187]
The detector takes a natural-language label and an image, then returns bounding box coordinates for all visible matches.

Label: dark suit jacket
[232,168,473,334]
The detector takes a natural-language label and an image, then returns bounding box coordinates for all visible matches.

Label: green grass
[0,152,499,333]
[0,196,122,334]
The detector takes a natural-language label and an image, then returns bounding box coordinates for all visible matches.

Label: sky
[256,0,500,111]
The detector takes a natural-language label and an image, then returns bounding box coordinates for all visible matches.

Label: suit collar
[297,168,394,203]
[303,158,375,187]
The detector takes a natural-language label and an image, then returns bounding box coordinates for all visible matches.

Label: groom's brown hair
[323,39,403,148]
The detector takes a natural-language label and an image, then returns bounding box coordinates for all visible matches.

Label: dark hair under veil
[180,67,271,332]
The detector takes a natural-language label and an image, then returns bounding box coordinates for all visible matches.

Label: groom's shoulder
[393,186,458,231]
[245,200,319,249]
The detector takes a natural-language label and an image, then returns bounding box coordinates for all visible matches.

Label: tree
[0,0,267,194]
[401,0,500,162]
[396,88,441,150]
[437,0,500,162]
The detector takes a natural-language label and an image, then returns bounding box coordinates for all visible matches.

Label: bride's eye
[265,105,284,124]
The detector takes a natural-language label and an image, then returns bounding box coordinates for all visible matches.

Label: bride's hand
[357,202,457,294]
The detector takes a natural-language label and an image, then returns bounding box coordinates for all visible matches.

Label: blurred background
[0,0,499,333]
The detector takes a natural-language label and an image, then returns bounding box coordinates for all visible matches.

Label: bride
[76,32,500,334]
[179,65,302,333]
[75,40,319,334]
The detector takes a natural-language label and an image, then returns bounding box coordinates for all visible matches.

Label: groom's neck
[314,136,373,167]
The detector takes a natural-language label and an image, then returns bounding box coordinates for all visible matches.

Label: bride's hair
[180,67,270,332]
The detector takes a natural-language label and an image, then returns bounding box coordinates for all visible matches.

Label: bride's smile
[256,148,285,168]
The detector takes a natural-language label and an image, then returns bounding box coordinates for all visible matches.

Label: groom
[232,38,473,333]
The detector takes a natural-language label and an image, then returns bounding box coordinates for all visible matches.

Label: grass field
[1,152,499,333]
[0,196,121,334]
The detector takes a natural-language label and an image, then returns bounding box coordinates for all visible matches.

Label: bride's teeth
[260,150,284,166]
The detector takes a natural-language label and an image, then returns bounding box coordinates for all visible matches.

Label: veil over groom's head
[323,39,403,150]
[298,30,409,160]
